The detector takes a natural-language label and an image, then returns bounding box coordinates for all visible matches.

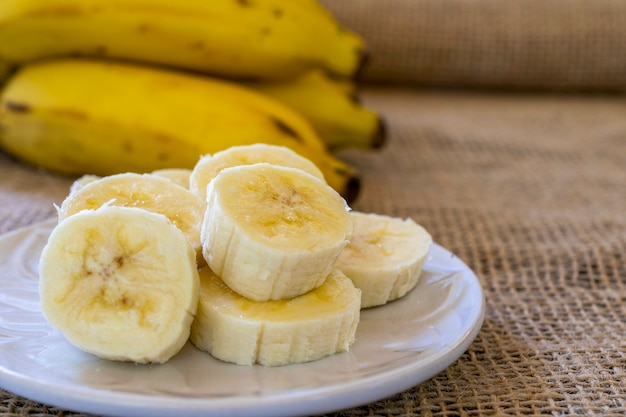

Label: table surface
[1,87,625,416]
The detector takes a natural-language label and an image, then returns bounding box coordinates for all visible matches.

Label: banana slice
[335,212,433,308]
[57,172,206,265]
[69,174,101,194]
[39,205,200,364]
[190,267,361,367]
[202,162,352,301]
[151,168,192,188]
[189,143,325,202]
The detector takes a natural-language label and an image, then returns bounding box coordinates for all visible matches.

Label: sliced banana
[190,267,361,367]
[151,168,192,188]
[335,212,433,308]
[69,174,101,194]
[202,162,352,301]
[57,172,206,265]
[39,205,200,364]
[189,143,325,202]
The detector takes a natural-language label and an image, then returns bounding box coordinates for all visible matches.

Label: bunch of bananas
[0,0,385,202]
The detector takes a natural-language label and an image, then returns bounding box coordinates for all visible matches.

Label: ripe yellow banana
[0,58,360,202]
[0,59,14,86]
[0,0,365,81]
[190,267,361,366]
[202,163,353,301]
[39,205,200,364]
[335,212,433,308]
[246,70,386,151]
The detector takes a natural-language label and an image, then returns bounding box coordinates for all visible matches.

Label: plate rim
[0,218,485,417]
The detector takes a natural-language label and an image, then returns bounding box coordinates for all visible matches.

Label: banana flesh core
[58,172,205,265]
[190,143,325,203]
[39,206,200,364]
[215,164,349,249]
[335,212,433,308]
[202,163,352,301]
[190,267,361,367]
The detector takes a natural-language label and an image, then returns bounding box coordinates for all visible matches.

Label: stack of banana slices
[39,144,433,367]
[0,0,388,203]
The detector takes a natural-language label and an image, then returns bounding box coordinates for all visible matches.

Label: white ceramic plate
[0,219,484,417]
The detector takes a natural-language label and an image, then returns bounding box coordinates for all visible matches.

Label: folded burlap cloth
[2,1,626,416]
[321,0,626,91]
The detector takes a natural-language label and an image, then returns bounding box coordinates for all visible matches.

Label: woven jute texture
[1,87,625,416]
[320,0,626,91]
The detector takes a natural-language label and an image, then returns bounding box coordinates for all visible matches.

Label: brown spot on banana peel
[68,44,108,57]
[94,45,107,55]
[25,5,84,17]
[137,23,151,34]
[347,90,361,105]
[272,117,303,143]
[4,101,31,113]
[49,108,89,120]
[188,40,205,50]
[121,132,179,161]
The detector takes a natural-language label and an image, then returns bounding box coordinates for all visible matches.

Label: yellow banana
[0,60,14,86]
[0,58,360,202]
[246,70,386,151]
[0,0,365,81]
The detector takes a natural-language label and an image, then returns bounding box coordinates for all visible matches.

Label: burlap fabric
[2,1,626,416]
[320,0,626,91]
